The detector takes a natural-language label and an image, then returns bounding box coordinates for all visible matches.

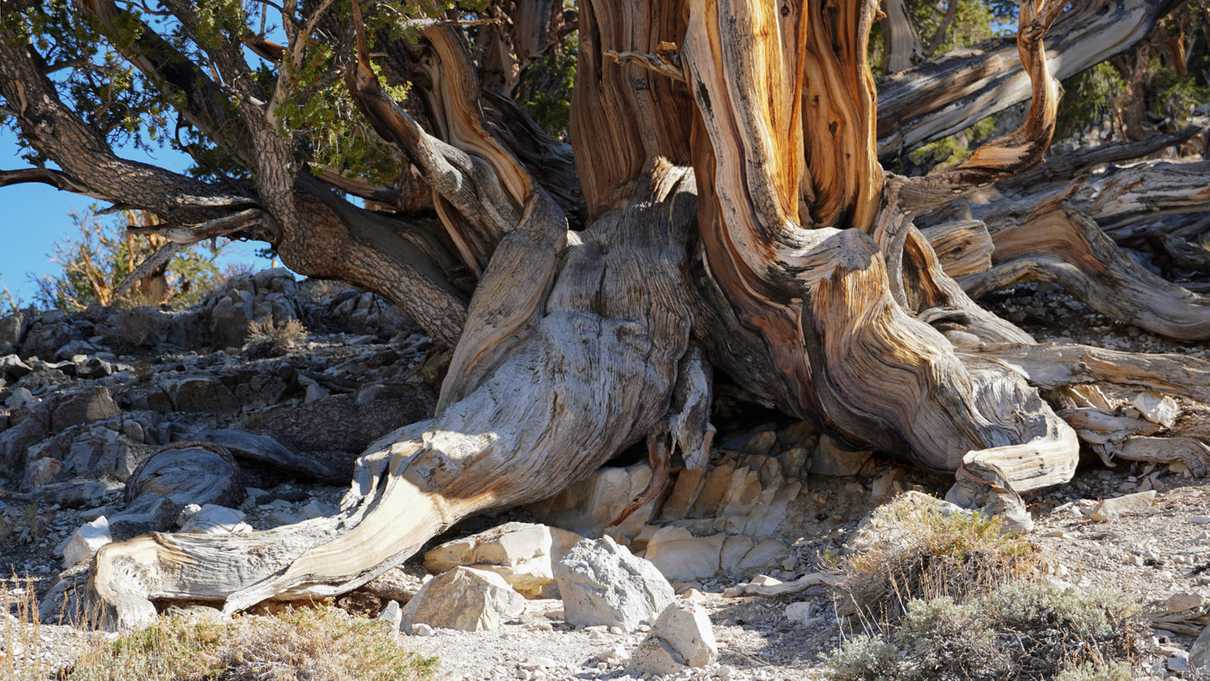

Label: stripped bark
[877,0,1183,158]
[90,165,699,630]
[884,0,923,73]
[922,219,995,278]
[961,204,1210,340]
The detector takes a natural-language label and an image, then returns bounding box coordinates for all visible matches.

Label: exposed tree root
[679,0,1077,526]
[960,205,1210,340]
[922,220,995,279]
[974,343,1210,474]
[90,170,700,630]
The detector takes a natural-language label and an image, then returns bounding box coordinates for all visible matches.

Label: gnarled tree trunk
[0,0,1205,630]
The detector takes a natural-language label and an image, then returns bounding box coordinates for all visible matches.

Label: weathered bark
[0,0,1193,631]
[930,148,1210,339]
[678,0,1075,529]
[961,204,1210,340]
[972,344,1210,473]
[1000,125,1204,190]
[569,0,694,218]
[877,0,1182,158]
[968,159,1210,238]
[91,166,701,630]
[922,219,995,278]
[884,0,923,73]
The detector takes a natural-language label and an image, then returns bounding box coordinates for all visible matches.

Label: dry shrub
[837,492,1044,624]
[66,606,437,681]
[824,493,1145,680]
[824,582,1144,681]
[2,577,46,681]
[244,318,308,358]
[1055,661,1135,681]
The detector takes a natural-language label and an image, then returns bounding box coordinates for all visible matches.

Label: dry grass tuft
[2,577,47,681]
[66,606,437,681]
[836,492,1044,624]
[244,318,308,358]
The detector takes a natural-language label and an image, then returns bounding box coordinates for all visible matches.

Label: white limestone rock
[400,566,525,632]
[423,522,582,598]
[628,600,718,675]
[61,516,112,568]
[555,536,674,632]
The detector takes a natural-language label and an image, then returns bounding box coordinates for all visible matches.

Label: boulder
[644,527,726,580]
[0,416,47,469]
[424,522,582,598]
[1090,490,1157,522]
[784,601,817,626]
[377,600,403,632]
[22,457,63,489]
[73,355,117,379]
[54,339,100,360]
[400,566,525,632]
[50,387,120,432]
[526,462,658,541]
[35,478,123,508]
[161,376,239,415]
[5,386,36,409]
[1165,592,1204,614]
[651,600,717,666]
[555,536,674,631]
[1131,392,1180,429]
[0,312,25,355]
[62,516,112,568]
[628,600,717,675]
[363,567,426,605]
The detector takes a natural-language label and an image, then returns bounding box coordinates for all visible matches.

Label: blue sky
[0,126,273,305]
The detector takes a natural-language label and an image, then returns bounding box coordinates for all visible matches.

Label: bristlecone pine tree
[1,0,1207,630]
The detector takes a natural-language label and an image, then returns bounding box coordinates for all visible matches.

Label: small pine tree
[33,207,225,311]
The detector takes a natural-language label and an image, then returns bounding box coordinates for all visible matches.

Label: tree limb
[877,0,1183,158]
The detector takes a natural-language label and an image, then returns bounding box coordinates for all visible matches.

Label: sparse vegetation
[824,582,1144,681]
[8,556,436,680]
[243,318,308,358]
[1055,661,1136,681]
[65,607,437,681]
[836,494,1044,624]
[33,208,226,312]
[824,494,1144,680]
[2,577,48,681]
[0,502,46,547]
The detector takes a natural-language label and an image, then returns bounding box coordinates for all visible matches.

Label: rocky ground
[2,274,1209,680]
